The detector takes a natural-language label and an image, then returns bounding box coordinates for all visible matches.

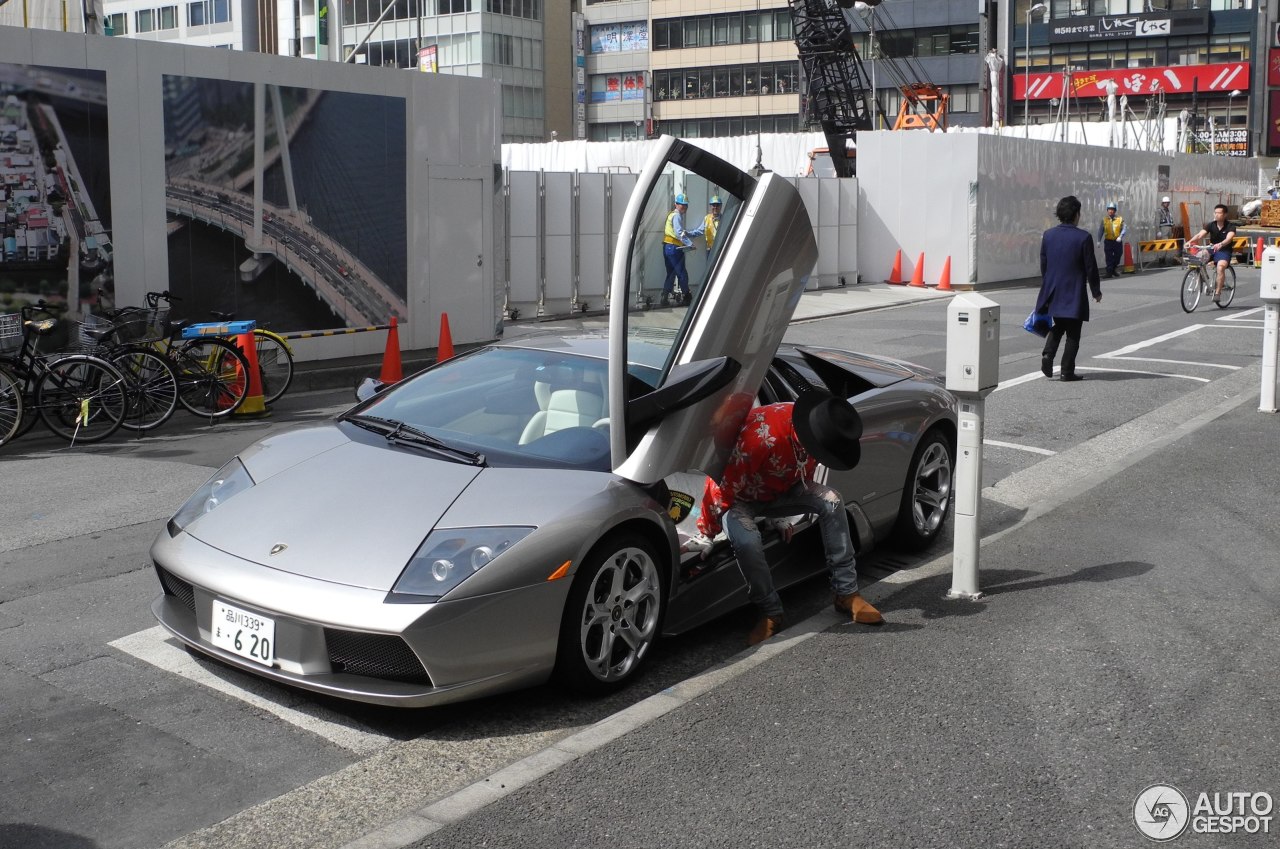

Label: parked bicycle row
[0,291,295,448]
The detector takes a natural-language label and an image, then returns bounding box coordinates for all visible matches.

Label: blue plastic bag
[1023,310,1053,337]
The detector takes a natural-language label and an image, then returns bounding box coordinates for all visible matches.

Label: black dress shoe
[1041,356,1054,378]
[1060,373,1084,382]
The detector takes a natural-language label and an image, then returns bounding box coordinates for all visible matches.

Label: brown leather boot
[834,592,884,625]
[747,614,785,646]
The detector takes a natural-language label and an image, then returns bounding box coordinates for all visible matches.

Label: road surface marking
[983,439,1056,456]
[110,626,388,755]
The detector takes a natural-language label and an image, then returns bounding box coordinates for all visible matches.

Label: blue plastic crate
[180,320,256,339]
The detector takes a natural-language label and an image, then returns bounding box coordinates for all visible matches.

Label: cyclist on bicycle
[1187,204,1237,304]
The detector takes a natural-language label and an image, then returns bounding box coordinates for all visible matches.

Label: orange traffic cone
[436,312,454,363]
[1122,241,1136,274]
[935,256,953,291]
[379,316,403,384]
[908,253,926,287]
[1255,237,1264,268]
[886,250,904,285]
[233,332,269,416]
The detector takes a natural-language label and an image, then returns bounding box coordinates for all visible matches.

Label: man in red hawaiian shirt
[697,383,882,645]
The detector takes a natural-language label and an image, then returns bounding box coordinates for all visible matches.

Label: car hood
[182,426,483,591]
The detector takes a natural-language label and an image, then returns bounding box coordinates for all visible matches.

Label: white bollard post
[1262,303,1279,414]
[944,294,1001,601]
[1260,247,1280,413]
[950,397,985,598]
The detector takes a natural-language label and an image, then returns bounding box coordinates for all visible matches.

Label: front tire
[555,533,664,695]
[1180,269,1202,313]
[1216,265,1237,308]
[892,428,954,552]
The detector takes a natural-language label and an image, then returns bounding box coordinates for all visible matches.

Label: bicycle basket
[1185,248,1209,267]
[0,313,19,353]
[113,308,169,342]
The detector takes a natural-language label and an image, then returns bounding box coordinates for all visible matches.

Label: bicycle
[93,291,250,419]
[73,312,180,433]
[1180,245,1237,313]
[0,304,129,446]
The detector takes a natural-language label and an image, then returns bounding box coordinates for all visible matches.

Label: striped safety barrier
[1139,239,1182,253]
[281,324,392,341]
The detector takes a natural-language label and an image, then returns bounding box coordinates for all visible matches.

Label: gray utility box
[946,293,1001,395]
[1262,246,1280,302]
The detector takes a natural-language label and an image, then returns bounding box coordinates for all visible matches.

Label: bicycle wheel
[1180,269,1203,313]
[109,345,179,432]
[253,330,294,405]
[1216,265,1237,308]
[34,355,128,443]
[0,366,23,447]
[175,338,249,418]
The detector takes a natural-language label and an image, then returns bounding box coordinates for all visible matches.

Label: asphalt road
[1,265,1275,849]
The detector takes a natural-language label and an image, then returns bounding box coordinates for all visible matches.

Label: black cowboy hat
[774,360,863,471]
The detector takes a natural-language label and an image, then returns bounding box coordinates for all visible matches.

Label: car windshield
[350,346,659,471]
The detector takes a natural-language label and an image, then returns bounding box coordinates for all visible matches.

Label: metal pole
[1023,10,1030,137]
[948,396,985,599]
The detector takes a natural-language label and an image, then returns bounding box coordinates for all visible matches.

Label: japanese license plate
[210,599,275,667]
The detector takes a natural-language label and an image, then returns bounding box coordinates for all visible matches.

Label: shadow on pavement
[0,824,100,849]
[886,561,1155,620]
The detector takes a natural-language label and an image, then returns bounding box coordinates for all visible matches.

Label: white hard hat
[1162,196,1171,203]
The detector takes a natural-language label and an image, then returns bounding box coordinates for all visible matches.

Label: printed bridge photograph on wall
[162,76,408,332]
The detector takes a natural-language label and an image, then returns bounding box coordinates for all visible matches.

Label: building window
[588,22,648,53]
[436,0,469,14]
[105,11,127,33]
[136,9,155,32]
[159,5,177,28]
[653,9,793,50]
[651,61,798,101]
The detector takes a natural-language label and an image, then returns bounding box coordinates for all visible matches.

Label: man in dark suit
[1038,195,1103,382]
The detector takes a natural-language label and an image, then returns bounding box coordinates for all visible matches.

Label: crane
[791,0,948,177]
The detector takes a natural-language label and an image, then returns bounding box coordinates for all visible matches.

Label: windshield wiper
[344,414,486,466]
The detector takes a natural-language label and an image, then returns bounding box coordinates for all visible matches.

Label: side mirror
[627,356,741,432]
[354,376,388,402]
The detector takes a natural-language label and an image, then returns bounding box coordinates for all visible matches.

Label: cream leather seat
[519,389,604,444]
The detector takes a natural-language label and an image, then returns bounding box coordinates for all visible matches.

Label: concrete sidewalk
[289,282,950,394]
[341,360,1279,849]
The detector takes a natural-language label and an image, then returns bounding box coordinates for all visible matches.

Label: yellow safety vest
[664,211,683,246]
[704,213,718,249]
[1102,215,1124,241]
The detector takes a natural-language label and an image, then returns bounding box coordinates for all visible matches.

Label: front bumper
[150,531,564,708]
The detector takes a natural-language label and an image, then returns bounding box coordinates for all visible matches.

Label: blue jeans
[662,243,688,295]
[723,480,858,618]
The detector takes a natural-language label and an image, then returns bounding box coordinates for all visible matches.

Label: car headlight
[392,527,534,600]
[167,458,254,537]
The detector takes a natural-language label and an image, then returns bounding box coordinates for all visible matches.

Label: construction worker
[703,196,722,254]
[1097,202,1126,278]
[1157,196,1176,265]
[661,193,703,306]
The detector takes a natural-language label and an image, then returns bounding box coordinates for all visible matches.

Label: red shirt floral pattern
[697,403,814,538]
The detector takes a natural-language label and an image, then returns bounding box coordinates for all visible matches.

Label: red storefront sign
[1269,49,1280,88]
[1269,91,1280,154]
[1013,62,1249,101]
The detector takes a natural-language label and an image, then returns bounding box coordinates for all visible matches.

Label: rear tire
[1180,269,1202,313]
[34,355,128,443]
[891,428,954,552]
[110,345,178,431]
[175,338,249,418]
[254,331,294,405]
[555,532,664,695]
